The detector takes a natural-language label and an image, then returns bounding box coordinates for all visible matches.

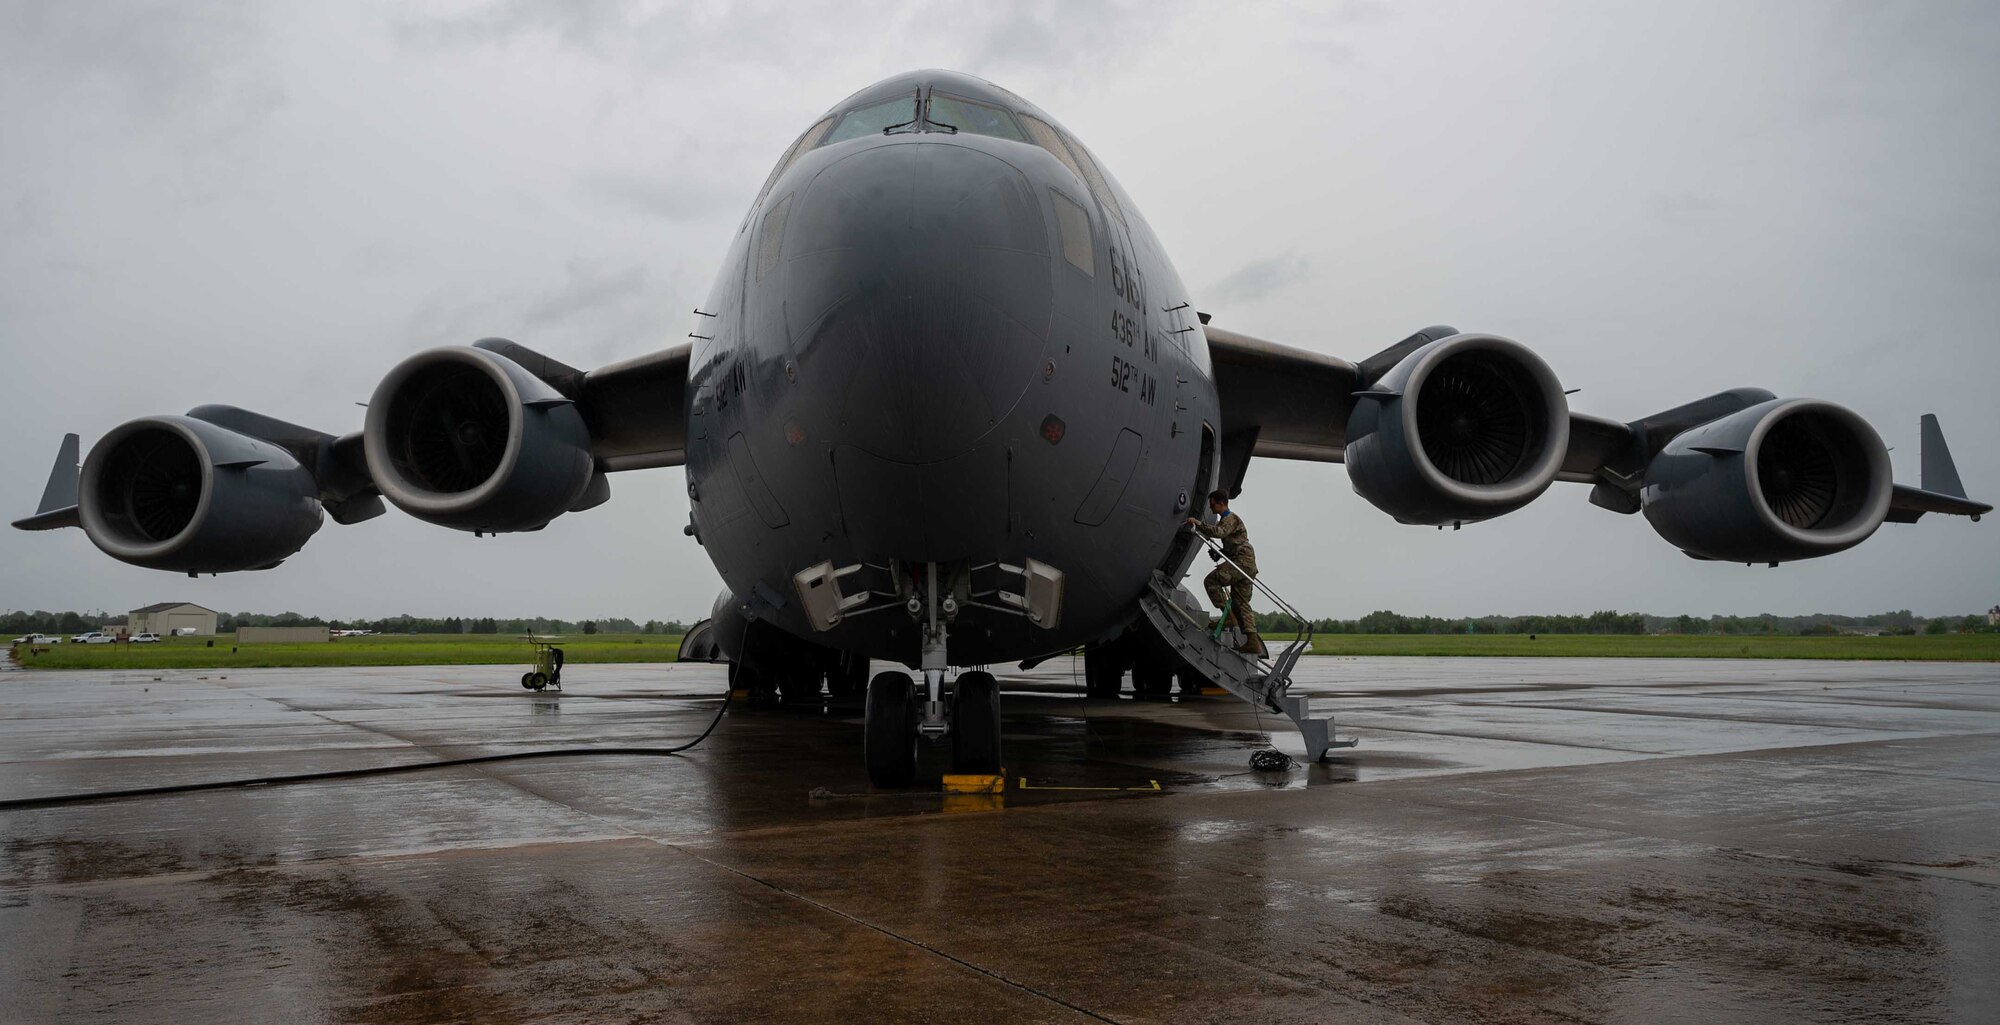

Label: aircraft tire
[776,664,822,704]
[950,671,1002,775]
[528,672,549,691]
[520,673,536,690]
[731,661,779,706]
[828,654,869,699]
[865,671,919,787]
[1131,663,1174,699]
[1083,645,1124,699]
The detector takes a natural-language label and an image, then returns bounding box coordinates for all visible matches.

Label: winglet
[1920,414,1967,499]
[36,433,80,512]
[13,433,82,531]
[1886,415,1989,524]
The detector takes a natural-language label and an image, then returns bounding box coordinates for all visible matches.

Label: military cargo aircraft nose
[777,139,1053,463]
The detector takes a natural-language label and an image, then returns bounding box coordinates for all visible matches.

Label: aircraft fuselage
[684,71,1217,666]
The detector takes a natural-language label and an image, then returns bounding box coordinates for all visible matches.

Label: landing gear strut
[861,561,1004,787]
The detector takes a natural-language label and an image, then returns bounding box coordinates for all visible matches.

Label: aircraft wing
[1206,321,1985,559]
[12,338,692,573]
[1206,324,1358,463]
[1211,323,1644,478]
[474,339,690,471]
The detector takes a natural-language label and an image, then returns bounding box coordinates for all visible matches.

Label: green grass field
[1276,632,2000,661]
[9,632,683,670]
[9,629,1999,670]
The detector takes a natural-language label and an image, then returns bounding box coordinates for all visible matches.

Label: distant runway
[3,657,1996,1023]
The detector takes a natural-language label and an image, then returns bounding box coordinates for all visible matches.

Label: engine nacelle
[1344,334,1570,525]
[363,346,595,532]
[1642,398,1892,563]
[78,416,322,573]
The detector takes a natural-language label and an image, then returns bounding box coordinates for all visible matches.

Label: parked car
[69,632,115,644]
[130,632,161,643]
[11,633,61,645]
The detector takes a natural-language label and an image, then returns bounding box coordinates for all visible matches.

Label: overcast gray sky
[3,1,1996,623]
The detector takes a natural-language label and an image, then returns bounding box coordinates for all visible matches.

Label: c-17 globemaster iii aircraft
[18,70,1989,787]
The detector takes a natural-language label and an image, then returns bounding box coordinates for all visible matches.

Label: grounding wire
[0,684,734,812]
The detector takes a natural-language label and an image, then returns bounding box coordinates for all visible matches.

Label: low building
[129,602,218,636]
[237,626,330,644]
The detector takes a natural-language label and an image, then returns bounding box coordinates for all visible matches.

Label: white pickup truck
[69,632,115,644]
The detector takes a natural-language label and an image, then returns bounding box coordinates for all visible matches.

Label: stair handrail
[1184,525,1315,668]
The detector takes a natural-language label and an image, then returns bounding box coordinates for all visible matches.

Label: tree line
[2,609,688,636]
[7,606,1992,638]
[1252,609,1998,636]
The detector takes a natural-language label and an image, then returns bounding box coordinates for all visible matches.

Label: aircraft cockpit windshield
[923,91,1025,141]
[758,78,1068,203]
[817,87,1025,146]
[822,93,920,145]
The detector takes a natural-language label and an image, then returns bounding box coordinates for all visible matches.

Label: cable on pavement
[0,686,732,812]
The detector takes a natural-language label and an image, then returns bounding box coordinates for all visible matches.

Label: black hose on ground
[0,686,733,812]
[1248,749,1296,772]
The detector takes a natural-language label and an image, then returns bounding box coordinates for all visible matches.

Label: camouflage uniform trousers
[1204,553,1258,632]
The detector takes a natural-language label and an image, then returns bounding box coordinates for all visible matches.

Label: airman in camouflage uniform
[1186,489,1265,656]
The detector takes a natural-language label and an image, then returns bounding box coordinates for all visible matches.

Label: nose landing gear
[862,667,1004,786]
[861,562,1005,787]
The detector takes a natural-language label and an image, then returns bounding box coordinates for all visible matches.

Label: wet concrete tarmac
[2,656,1996,1023]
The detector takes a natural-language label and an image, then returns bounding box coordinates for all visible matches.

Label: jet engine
[78,416,323,573]
[1641,398,1892,563]
[363,346,596,533]
[1343,334,1570,525]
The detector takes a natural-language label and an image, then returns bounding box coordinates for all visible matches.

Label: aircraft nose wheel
[865,671,919,787]
[950,671,1002,775]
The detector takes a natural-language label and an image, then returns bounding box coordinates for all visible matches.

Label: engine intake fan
[364,346,597,533]
[79,416,323,573]
[1642,398,1892,563]
[1344,334,1569,525]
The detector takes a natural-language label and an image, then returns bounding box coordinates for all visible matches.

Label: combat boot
[1236,632,1267,657]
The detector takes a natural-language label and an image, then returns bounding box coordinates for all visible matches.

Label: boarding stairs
[1136,533,1354,762]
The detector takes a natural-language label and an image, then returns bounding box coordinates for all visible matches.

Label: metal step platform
[1135,567,1354,762]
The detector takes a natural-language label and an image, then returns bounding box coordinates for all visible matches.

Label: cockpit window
[1015,113,1085,183]
[758,116,834,202]
[1016,113,1124,225]
[926,91,1025,141]
[822,94,920,145]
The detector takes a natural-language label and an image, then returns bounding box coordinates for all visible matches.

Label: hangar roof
[130,602,217,615]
